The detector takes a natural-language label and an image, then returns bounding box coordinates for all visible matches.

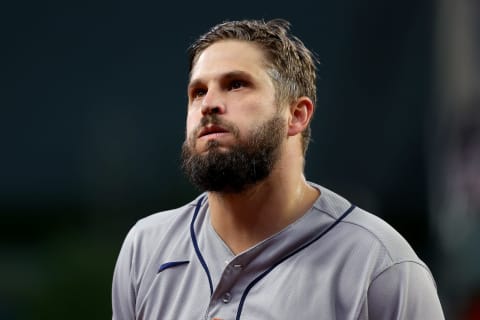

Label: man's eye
[229,80,245,90]
[192,88,206,98]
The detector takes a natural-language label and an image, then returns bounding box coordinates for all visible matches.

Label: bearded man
[112,19,444,320]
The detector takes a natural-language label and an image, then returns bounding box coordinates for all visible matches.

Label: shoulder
[342,206,420,265]
[309,183,444,315]
[311,183,425,268]
[123,194,205,251]
[115,194,206,278]
[134,196,201,231]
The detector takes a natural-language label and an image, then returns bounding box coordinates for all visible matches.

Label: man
[112,19,444,319]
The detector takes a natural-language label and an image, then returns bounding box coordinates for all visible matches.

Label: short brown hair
[188,19,319,155]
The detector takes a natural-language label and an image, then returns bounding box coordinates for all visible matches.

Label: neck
[207,160,320,255]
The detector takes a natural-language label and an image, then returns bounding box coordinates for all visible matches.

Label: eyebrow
[188,70,254,89]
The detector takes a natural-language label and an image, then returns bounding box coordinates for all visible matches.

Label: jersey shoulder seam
[338,217,418,265]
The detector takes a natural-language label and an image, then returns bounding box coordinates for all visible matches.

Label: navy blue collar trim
[190,195,356,318]
[190,195,214,295]
[236,204,357,320]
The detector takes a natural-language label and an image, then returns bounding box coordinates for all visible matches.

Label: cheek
[185,113,198,136]
[242,96,278,119]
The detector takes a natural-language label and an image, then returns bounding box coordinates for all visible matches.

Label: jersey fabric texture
[112,183,445,319]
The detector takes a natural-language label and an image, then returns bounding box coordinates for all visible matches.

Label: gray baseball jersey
[112,183,444,319]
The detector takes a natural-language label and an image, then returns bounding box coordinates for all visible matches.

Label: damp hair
[188,19,319,155]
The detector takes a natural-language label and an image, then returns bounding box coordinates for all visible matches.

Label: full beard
[181,114,286,193]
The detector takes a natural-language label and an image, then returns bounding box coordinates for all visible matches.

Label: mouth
[198,124,229,138]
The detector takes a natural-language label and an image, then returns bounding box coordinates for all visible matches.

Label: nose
[201,88,226,116]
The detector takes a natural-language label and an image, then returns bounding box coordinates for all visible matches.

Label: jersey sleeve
[112,226,137,320]
[366,261,445,319]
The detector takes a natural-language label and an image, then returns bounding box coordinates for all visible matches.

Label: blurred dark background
[1,0,479,319]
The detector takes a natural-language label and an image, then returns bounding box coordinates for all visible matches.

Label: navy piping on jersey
[190,195,356,319]
[235,204,356,319]
[190,195,214,295]
[158,260,190,273]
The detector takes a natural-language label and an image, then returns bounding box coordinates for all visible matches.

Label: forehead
[190,40,270,82]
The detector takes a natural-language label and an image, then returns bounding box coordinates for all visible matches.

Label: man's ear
[287,97,314,137]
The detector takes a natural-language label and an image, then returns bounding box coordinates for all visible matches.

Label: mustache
[200,114,220,127]
[193,114,240,138]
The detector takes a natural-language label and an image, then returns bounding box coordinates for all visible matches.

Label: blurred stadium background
[1,0,479,319]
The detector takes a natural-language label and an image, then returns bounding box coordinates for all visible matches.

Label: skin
[187,40,319,254]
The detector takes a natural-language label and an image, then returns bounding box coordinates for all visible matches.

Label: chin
[199,140,230,152]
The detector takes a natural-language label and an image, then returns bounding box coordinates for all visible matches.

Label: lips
[198,124,229,138]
